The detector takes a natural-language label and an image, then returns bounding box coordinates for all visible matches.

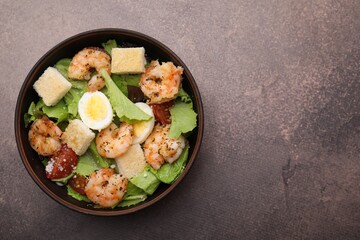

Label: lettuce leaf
[75,141,109,176]
[55,58,87,118]
[111,74,141,97]
[111,74,129,96]
[151,145,189,184]
[67,185,91,203]
[75,152,99,176]
[54,58,88,91]
[88,141,109,168]
[55,58,71,80]
[24,102,38,126]
[42,99,69,123]
[52,172,75,184]
[117,182,147,207]
[54,58,88,121]
[169,101,197,138]
[24,100,46,126]
[68,80,88,90]
[130,166,160,195]
[24,99,69,125]
[178,88,193,106]
[101,69,151,123]
[64,88,81,118]
[102,39,118,55]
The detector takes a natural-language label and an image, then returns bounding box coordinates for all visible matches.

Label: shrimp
[68,47,111,80]
[96,122,134,158]
[143,124,186,170]
[87,74,105,92]
[139,60,183,104]
[84,168,128,208]
[28,116,63,156]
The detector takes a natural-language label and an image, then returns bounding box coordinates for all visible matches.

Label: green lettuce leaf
[130,166,161,195]
[42,99,69,123]
[89,141,109,168]
[111,74,141,97]
[75,140,109,176]
[24,102,37,126]
[67,185,91,203]
[151,145,189,184]
[52,172,75,184]
[124,74,141,87]
[112,74,129,96]
[75,152,99,176]
[101,69,151,123]
[169,101,197,138]
[117,182,147,207]
[102,39,118,55]
[25,99,68,125]
[68,80,88,90]
[118,196,147,207]
[55,58,88,90]
[178,88,193,106]
[55,58,71,80]
[24,100,47,126]
[64,89,80,117]
[55,58,87,118]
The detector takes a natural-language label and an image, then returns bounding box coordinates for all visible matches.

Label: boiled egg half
[132,102,155,144]
[78,91,113,130]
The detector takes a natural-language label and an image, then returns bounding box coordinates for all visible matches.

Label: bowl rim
[15,28,204,216]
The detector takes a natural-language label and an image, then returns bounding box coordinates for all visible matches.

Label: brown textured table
[1,0,360,239]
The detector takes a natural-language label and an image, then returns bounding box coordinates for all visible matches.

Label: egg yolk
[133,121,148,137]
[85,95,107,120]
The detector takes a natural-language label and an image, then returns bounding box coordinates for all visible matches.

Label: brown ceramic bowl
[15,29,203,216]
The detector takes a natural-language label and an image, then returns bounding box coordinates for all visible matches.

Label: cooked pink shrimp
[96,122,134,158]
[84,168,128,208]
[87,74,105,92]
[139,60,183,104]
[143,124,186,170]
[28,116,63,156]
[68,47,111,80]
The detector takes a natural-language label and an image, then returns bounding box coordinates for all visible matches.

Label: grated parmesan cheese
[45,159,55,173]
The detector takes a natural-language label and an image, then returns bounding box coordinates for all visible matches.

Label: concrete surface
[1,0,360,239]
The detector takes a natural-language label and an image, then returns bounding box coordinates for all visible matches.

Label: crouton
[111,47,146,74]
[63,119,95,156]
[33,67,71,106]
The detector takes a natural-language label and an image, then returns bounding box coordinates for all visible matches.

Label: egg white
[78,91,113,130]
[132,102,155,144]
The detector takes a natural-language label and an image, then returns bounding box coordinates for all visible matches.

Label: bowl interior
[15,29,203,215]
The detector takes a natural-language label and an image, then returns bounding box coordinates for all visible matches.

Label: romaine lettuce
[100,69,151,123]
[169,101,197,138]
[24,99,69,125]
[102,39,118,55]
[24,101,41,126]
[118,182,147,207]
[52,172,75,184]
[42,99,69,123]
[112,74,141,97]
[111,74,128,96]
[151,145,189,184]
[75,152,99,176]
[178,88,193,106]
[54,58,71,80]
[75,141,110,175]
[67,185,91,203]
[64,88,83,118]
[55,58,87,118]
[88,141,109,168]
[130,166,161,195]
